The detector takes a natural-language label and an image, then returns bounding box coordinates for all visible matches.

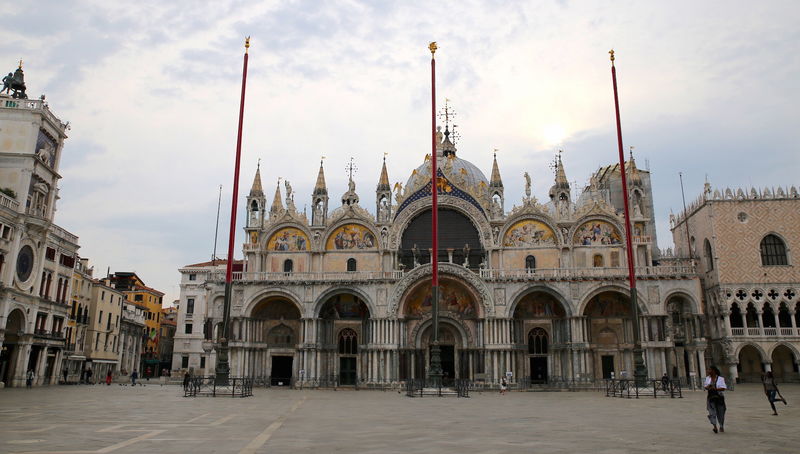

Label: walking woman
[762,371,788,415]
[704,366,727,433]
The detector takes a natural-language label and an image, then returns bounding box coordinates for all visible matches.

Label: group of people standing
[703,366,789,434]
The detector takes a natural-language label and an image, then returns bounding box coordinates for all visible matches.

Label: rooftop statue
[2,62,27,99]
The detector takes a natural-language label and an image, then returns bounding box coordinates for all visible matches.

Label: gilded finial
[429,41,438,56]
[18,59,23,69]
[609,49,615,65]
[245,36,250,53]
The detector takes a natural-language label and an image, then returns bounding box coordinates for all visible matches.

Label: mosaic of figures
[326,224,376,250]
[514,292,566,318]
[585,292,632,318]
[503,220,556,247]
[320,294,370,319]
[573,221,622,246]
[405,278,476,317]
[268,227,309,251]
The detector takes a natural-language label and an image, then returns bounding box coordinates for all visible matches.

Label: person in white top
[703,366,727,433]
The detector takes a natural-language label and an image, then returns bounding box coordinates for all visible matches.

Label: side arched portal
[583,291,634,380]
[1,309,25,386]
[317,293,371,386]
[240,296,302,385]
[512,290,569,384]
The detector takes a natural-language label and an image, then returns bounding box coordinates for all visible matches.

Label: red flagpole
[226,38,250,284]
[217,36,250,383]
[428,41,442,384]
[609,49,646,383]
[430,44,438,290]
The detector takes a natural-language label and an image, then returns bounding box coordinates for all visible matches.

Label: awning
[88,359,118,364]
[67,355,86,361]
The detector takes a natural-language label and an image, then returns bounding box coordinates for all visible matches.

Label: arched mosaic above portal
[267,227,309,251]
[326,224,376,250]
[514,292,566,318]
[503,219,556,247]
[404,278,477,317]
[573,220,622,246]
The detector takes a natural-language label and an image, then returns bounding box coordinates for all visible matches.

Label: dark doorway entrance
[530,357,548,383]
[437,345,455,385]
[0,344,15,385]
[271,356,293,386]
[339,357,357,385]
[601,355,615,379]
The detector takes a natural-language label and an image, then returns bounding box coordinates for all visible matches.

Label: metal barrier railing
[405,379,470,397]
[184,376,253,397]
[604,379,682,398]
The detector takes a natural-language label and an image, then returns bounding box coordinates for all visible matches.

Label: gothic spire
[377,155,390,191]
[554,152,569,189]
[249,160,264,197]
[489,150,503,188]
[270,179,283,214]
[314,159,327,195]
[628,149,642,186]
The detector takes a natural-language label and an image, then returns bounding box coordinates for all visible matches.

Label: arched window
[338,328,358,354]
[704,239,714,271]
[761,234,788,266]
[729,303,743,328]
[528,327,548,354]
[347,258,357,272]
[593,254,604,267]
[762,303,776,328]
[778,303,792,328]
[525,255,536,271]
[283,259,293,273]
[250,200,258,212]
[267,324,294,346]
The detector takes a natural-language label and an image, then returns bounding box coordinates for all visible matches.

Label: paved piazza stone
[0,384,798,453]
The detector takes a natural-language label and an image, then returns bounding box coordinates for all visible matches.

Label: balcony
[206,264,696,284]
[730,326,798,337]
[1,97,67,129]
[480,265,696,281]
[209,270,404,283]
[0,191,19,211]
[50,224,79,246]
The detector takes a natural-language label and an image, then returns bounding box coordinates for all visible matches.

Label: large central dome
[405,153,489,190]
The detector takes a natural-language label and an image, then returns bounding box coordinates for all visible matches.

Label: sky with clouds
[2,0,798,304]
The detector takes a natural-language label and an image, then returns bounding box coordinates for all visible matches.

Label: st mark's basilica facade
[173,127,705,387]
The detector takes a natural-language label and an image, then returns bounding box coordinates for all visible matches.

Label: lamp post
[609,49,647,386]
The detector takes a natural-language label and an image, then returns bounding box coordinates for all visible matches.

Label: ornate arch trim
[507,284,573,318]
[410,315,473,348]
[767,342,800,361]
[500,214,563,247]
[243,288,305,318]
[662,289,701,315]
[388,196,492,251]
[388,263,494,317]
[577,284,649,316]
[735,342,769,362]
[312,286,376,319]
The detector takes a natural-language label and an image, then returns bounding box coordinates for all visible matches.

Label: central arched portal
[399,277,482,383]
[416,322,465,385]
